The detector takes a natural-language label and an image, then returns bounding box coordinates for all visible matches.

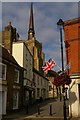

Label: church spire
[28,3,35,40]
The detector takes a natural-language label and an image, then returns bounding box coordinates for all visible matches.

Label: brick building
[0,45,24,116]
[64,17,80,74]
[64,17,80,117]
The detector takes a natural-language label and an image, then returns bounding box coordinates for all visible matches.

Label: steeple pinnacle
[28,3,35,40]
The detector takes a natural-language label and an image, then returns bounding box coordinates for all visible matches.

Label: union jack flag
[42,58,56,74]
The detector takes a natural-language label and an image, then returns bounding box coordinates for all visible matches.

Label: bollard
[63,101,67,120]
[37,104,40,115]
[26,104,29,114]
[50,104,52,115]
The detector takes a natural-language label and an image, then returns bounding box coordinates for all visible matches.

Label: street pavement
[2,98,80,120]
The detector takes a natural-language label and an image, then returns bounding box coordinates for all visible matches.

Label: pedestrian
[26,102,29,114]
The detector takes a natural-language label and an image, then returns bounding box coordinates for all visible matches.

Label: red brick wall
[64,18,80,74]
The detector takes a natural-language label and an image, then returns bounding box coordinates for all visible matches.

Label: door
[0,91,2,119]
[2,91,7,115]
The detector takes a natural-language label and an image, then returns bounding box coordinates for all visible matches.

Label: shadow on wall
[69,91,77,105]
[69,91,77,117]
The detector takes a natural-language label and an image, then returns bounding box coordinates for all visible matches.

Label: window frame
[0,63,7,80]
[14,69,19,83]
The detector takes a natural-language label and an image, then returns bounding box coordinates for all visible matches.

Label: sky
[1,1,79,71]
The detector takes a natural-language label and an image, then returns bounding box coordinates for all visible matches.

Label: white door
[2,91,7,115]
[0,91,2,119]
[13,91,19,110]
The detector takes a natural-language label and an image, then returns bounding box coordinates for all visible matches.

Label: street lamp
[57,19,67,120]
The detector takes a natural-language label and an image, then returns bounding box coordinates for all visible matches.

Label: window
[29,69,31,79]
[14,69,19,83]
[0,63,6,80]
[49,85,52,91]
[41,89,43,96]
[26,65,27,75]
[38,49,41,57]
[41,78,42,85]
[37,76,39,85]
[37,88,40,98]
[33,74,35,81]
[13,91,19,109]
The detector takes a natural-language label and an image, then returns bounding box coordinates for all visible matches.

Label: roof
[0,45,25,70]
[64,17,80,26]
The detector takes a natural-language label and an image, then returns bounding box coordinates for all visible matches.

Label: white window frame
[0,63,6,80]
[14,69,19,83]
[13,91,19,110]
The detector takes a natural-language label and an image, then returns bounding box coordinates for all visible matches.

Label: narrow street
[2,98,70,120]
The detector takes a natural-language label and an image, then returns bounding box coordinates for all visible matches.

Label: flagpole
[53,60,61,71]
[51,59,62,72]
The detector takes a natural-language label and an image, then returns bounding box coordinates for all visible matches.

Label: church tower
[25,3,45,73]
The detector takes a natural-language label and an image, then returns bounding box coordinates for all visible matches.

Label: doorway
[2,91,7,115]
[0,91,2,117]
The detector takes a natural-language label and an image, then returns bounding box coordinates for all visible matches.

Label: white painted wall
[0,90,2,120]
[12,42,23,67]
[12,41,33,87]
[23,44,33,82]
[69,75,80,117]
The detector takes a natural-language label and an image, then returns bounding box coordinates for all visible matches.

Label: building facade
[33,68,49,100]
[0,46,7,118]
[12,41,34,105]
[0,45,24,115]
[64,17,80,117]
[48,77,57,98]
